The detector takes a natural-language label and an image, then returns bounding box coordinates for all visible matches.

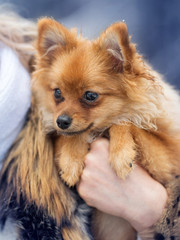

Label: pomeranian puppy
[0,18,134,240]
[0,17,179,240]
[33,18,180,239]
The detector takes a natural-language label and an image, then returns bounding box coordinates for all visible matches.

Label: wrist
[125,179,168,232]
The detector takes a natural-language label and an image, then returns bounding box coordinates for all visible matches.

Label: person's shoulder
[0,42,22,67]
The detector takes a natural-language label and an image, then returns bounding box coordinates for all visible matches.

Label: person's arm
[0,44,31,164]
[76,138,168,235]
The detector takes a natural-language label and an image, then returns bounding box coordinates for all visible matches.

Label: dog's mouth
[58,122,94,136]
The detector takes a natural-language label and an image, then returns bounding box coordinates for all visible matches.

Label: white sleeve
[0,44,31,166]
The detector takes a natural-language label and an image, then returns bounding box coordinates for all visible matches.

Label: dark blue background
[1,0,180,89]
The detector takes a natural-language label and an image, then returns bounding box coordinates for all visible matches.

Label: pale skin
[76,138,168,234]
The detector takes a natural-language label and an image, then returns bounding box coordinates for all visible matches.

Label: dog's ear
[98,22,134,72]
[36,18,76,60]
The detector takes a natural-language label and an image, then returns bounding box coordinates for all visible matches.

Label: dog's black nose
[56,115,72,130]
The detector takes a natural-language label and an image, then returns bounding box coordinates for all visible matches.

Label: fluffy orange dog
[33,18,180,239]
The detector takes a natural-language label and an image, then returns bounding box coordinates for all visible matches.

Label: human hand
[76,138,167,232]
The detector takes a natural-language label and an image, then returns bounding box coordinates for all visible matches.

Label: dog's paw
[109,148,135,180]
[60,160,84,187]
[110,156,133,179]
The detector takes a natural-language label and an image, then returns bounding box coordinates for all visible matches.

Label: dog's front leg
[109,124,136,179]
[55,134,89,187]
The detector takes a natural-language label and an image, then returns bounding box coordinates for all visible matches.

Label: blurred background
[0,0,180,89]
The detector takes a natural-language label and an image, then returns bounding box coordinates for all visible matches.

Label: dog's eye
[54,88,62,100]
[83,91,99,102]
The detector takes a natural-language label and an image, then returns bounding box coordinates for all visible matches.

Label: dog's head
[32,18,155,135]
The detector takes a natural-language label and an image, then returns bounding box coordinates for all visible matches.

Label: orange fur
[1,102,74,224]
[32,18,180,239]
[0,98,95,239]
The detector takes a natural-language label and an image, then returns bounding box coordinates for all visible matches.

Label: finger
[76,180,81,193]
[76,176,91,202]
[90,138,109,153]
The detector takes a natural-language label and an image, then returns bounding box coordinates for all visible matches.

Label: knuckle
[92,138,109,151]
[81,168,91,180]
[78,185,89,200]
[85,153,94,166]
[85,199,94,207]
